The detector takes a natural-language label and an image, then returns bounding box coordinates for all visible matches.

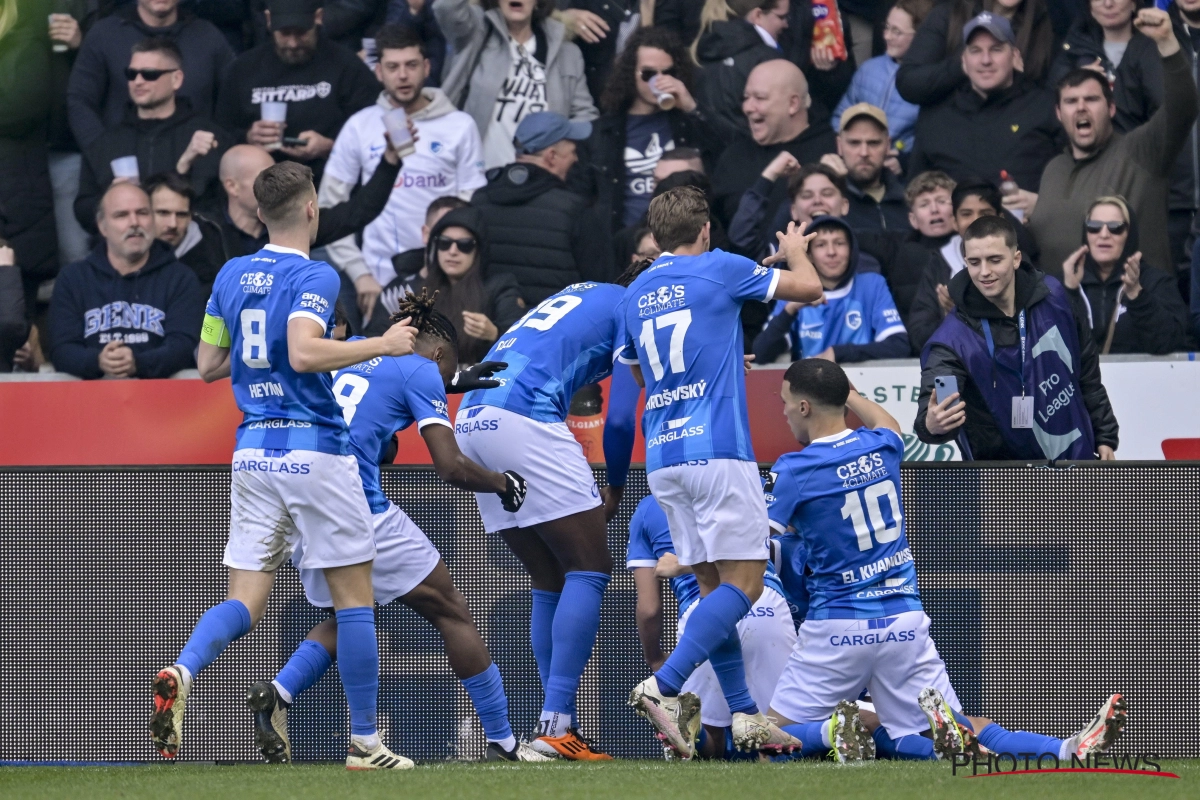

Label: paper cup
[649,76,676,111]
[362,37,378,68]
[49,14,68,53]
[260,101,288,122]
[110,156,140,183]
[383,107,416,158]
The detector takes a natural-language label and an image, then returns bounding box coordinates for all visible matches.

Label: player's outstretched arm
[421,424,508,493]
[632,567,666,672]
[764,221,824,304]
[286,316,418,373]
[846,389,903,435]
[197,342,231,383]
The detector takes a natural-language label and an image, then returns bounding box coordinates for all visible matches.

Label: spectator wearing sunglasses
[583,27,722,236]
[74,37,230,233]
[1060,196,1189,356]
[66,0,233,150]
[396,206,525,364]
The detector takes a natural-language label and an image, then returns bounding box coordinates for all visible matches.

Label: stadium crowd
[2,0,1198,384]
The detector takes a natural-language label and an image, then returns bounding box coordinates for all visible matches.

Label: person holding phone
[915,214,1119,461]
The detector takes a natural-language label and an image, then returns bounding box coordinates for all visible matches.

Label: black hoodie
[48,239,204,379]
[695,19,781,141]
[1068,207,1190,355]
[915,262,1119,458]
[470,163,613,305]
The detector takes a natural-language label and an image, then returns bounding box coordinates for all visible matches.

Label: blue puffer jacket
[832,55,919,153]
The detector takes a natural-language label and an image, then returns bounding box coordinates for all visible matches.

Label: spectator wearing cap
[67,0,233,149]
[711,59,837,232]
[822,103,911,232]
[469,111,612,304]
[833,0,930,156]
[47,181,204,379]
[215,0,380,183]
[74,37,230,233]
[909,12,1061,193]
[584,26,722,235]
[435,0,597,171]
[1024,7,1199,281]
[319,24,486,325]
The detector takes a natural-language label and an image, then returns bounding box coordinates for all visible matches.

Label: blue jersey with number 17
[205,244,349,454]
[463,282,624,422]
[765,427,922,620]
[616,250,780,472]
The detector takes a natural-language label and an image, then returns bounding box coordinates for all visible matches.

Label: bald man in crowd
[711,60,838,232]
[47,182,204,379]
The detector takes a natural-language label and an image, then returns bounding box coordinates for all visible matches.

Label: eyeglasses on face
[639,67,678,83]
[125,67,178,82]
[1085,220,1128,235]
[436,236,477,254]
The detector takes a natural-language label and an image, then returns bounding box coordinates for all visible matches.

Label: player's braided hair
[389,288,459,349]
[616,257,655,288]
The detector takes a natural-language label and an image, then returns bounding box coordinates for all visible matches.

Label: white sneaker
[1066,694,1127,758]
[149,666,189,758]
[484,740,555,762]
[628,676,701,759]
[829,699,875,763]
[731,711,772,752]
[346,741,415,770]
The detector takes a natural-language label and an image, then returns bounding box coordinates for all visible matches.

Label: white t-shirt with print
[482,37,547,169]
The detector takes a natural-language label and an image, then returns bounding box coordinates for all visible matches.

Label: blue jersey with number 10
[463,282,624,422]
[765,427,922,620]
[205,245,349,454]
[616,250,779,472]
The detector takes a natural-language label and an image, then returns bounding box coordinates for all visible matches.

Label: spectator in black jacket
[215,0,380,182]
[388,194,469,287]
[558,0,642,104]
[711,59,838,230]
[729,160,850,261]
[1061,195,1189,355]
[896,0,1055,108]
[821,102,911,232]
[0,241,25,372]
[470,111,612,304]
[909,12,1062,191]
[75,37,229,232]
[586,27,722,234]
[385,0,447,85]
[1167,1,1200,271]
[48,182,204,378]
[67,0,234,149]
[777,0,857,117]
[694,0,786,140]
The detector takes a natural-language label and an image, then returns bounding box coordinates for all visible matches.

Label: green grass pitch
[0,760,1194,800]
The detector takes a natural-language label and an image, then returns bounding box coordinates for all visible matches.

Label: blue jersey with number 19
[330,344,452,514]
[616,250,780,472]
[463,282,625,422]
[205,244,349,454]
[765,427,921,620]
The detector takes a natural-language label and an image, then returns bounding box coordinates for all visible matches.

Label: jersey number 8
[840,479,903,552]
[639,309,692,382]
[240,309,270,369]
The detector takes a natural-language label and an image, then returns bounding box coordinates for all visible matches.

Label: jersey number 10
[840,479,903,552]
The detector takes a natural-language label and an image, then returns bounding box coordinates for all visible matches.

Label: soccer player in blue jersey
[150,162,420,769]
[243,291,545,765]
[619,185,824,758]
[627,494,798,760]
[765,358,1127,762]
[453,280,625,760]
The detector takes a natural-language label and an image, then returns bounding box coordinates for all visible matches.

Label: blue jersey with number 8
[765,427,922,620]
[616,250,779,472]
[205,245,349,454]
[463,282,625,422]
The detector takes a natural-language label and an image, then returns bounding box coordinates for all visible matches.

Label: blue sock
[461,663,514,744]
[709,629,758,715]
[176,600,251,678]
[782,721,828,757]
[721,727,758,762]
[530,589,559,698]
[543,571,609,715]
[655,584,751,696]
[890,732,937,760]
[334,607,378,736]
[976,722,1063,757]
[274,639,333,702]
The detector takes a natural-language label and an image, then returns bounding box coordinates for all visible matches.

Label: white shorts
[296,503,441,608]
[647,459,769,565]
[455,405,601,533]
[769,611,961,738]
[680,587,797,727]
[224,448,375,572]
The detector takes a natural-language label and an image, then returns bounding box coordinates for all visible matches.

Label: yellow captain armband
[201,314,231,347]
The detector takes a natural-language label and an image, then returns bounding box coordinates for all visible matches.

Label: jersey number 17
[639,309,692,381]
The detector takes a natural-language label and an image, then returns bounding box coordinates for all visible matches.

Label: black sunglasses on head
[125,67,179,81]
[639,67,678,83]
[436,236,477,254]
[1085,220,1128,235]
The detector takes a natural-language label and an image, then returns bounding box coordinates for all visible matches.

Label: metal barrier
[0,463,1194,762]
